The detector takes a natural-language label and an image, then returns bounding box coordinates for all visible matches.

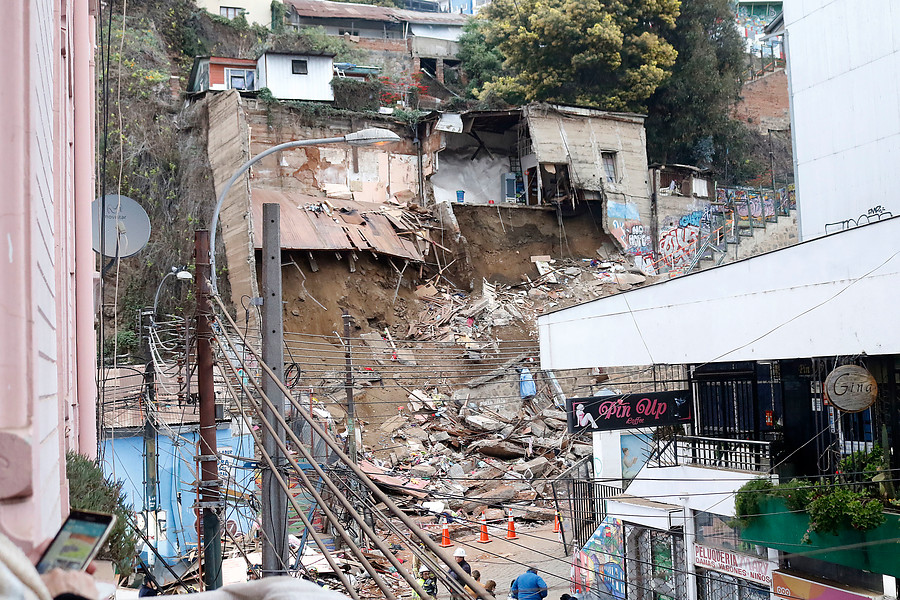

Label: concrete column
[261,203,289,576]
[436,58,444,83]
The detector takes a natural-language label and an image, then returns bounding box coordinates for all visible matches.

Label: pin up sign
[825,365,877,413]
[566,391,692,433]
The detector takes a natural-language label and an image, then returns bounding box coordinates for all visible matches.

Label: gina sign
[824,365,877,413]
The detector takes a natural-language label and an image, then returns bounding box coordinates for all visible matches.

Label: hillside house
[188,52,335,101]
[430,104,653,269]
[257,51,335,101]
[284,0,468,82]
[195,0,275,28]
[188,56,259,92]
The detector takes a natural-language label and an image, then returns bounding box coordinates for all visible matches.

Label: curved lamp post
[152,266,193,321]
[208,127,402,295]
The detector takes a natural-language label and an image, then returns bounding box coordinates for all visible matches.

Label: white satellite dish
[91,195,151,258]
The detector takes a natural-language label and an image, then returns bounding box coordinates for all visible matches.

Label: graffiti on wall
[607,201,655,274]
[824,205,894,234]
[572,517,625,600]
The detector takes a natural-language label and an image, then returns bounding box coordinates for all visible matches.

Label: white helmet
[419,565,431,573]
[453,547,467,557]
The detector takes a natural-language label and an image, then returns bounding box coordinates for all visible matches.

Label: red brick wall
[733,69,790,133]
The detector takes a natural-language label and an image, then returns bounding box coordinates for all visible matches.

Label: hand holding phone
[35,510,117,574]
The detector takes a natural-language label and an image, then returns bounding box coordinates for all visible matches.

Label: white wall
[539,215,900,369]
[258,53,334,101]
[196,0,274,27]
[784,0,900,240]
[623,465,758,517]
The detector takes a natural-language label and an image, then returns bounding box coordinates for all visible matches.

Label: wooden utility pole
[261,204,289,576]
[195,230,222,590]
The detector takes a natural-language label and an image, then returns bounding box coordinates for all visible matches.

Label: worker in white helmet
[413,563,438,600]
[449,547,471,599]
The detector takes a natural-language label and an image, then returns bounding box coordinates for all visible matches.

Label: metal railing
[649,435,772,473]
[551,457,623,555]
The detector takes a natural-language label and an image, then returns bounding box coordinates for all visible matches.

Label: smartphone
[35,510,117,574]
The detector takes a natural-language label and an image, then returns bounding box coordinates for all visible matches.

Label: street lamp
[208,127,402,295]
[152,266,193,321]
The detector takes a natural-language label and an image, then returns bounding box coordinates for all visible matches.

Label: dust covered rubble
[405,252,656,342]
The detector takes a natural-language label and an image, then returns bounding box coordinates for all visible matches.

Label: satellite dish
[91,195,151,258]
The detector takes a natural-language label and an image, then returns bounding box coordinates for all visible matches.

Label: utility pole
[343,310,356,462]
[261,204,289,576]
[141,308,158,548]
[195,230,222,590]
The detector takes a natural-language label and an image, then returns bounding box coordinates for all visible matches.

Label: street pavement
[435,521,572,599]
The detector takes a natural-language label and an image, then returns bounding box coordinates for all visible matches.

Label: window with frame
[219,6,243,19]
[226,68,255,91]
[602,151,618,183]
[291,59,309,75]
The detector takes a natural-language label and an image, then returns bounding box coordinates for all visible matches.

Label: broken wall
[205,91,260,331]
[244,101,441,203]
[430,128,517,205]
[523,105,652,271]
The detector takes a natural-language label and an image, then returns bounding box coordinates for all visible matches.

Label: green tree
[457,19,507,98]
[479,0,680,111]
[645,0,754,181]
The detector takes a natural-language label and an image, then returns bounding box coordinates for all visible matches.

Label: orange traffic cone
[553,511,561,533]
[477,512,491,544]
[506,511,518,540]
[439,516,453,548]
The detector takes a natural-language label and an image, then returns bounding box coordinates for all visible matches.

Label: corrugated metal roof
[287,0,400,22]
[251,190,423,262]
[286,0,467,25]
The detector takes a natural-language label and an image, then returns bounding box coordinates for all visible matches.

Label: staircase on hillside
[659,185,797,277]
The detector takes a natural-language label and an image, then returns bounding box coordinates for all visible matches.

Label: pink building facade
[0,0,98,552]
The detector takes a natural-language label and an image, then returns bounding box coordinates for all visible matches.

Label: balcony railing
[551,457,623,555]
[649,435,771,473]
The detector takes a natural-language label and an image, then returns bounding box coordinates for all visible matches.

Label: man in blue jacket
[510,567,548,600]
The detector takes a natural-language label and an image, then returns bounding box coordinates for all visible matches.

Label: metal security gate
[693,368,760,440]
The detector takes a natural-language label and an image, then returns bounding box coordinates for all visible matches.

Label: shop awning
[538,216,900,369]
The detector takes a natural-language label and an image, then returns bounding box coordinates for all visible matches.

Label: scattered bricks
[471,440,528,460]
[464,414,505,432]
[571,444,593,457]
[512,456,550,478]
[409,463,437,479]
[460,485,517,513]
[429,431,451,444]
[541,408,568,422]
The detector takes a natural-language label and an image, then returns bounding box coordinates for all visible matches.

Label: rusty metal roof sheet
[286,0,467,25]
[251,189,423,262]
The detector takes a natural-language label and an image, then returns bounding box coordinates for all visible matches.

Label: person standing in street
[449,547,472,599]
[510,567,548,600]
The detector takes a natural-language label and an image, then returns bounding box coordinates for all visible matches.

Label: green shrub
[331,77,385,112]
[807,487,885,534]
[733,478,774,525]
[772,478,815,512]
[66,453,138,578]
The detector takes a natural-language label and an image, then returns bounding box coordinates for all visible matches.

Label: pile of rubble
[406,252,655,343]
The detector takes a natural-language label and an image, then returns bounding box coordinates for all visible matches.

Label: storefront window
[698,569,769,600]
[695,511,767,558]
[625,525,686,600]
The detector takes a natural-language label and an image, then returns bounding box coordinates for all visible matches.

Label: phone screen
[36,511,116,574]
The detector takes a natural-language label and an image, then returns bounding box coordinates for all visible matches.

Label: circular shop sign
[824,365,877,413]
